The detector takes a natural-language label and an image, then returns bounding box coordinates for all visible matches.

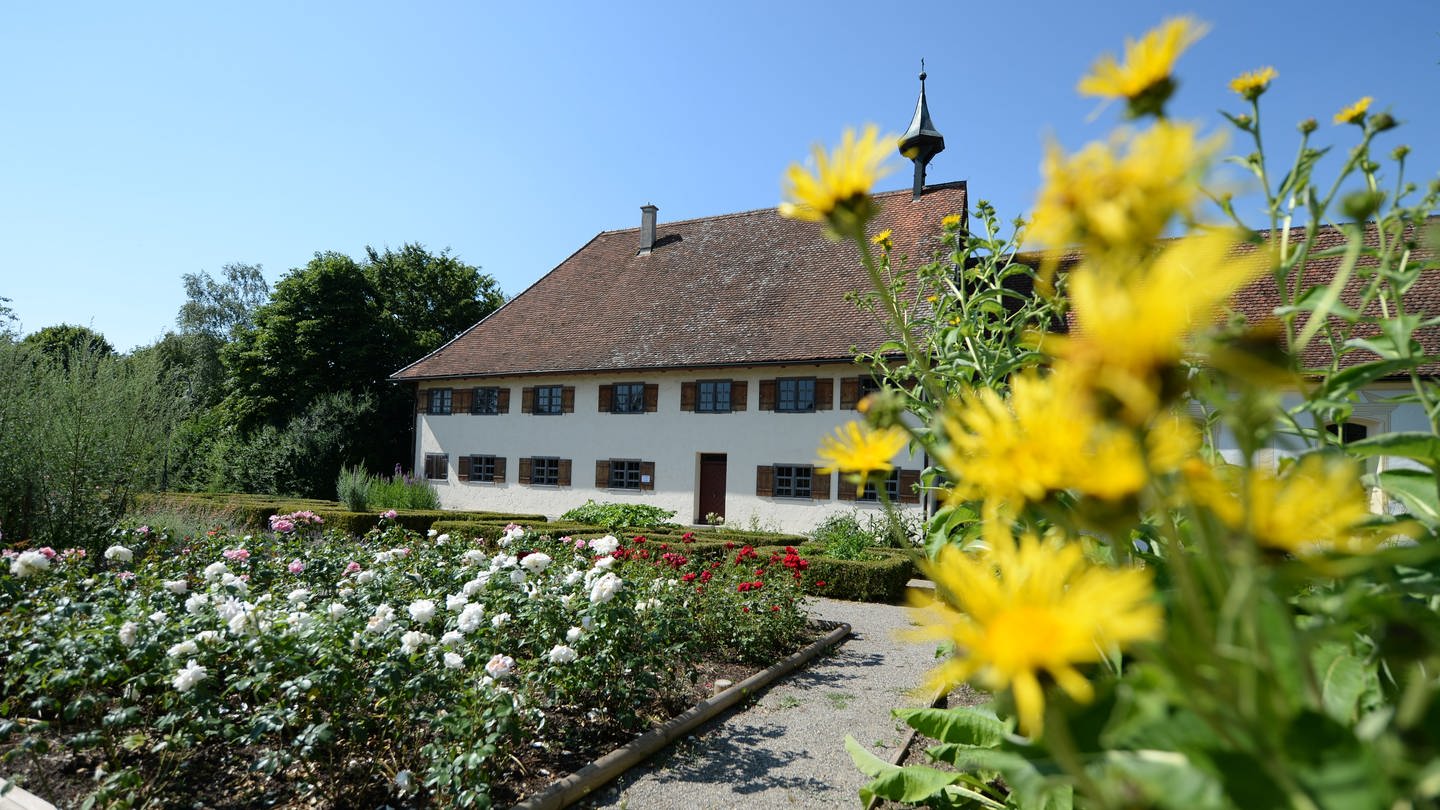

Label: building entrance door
[697,454,727,524]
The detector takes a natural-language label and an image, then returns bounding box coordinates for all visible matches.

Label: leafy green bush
[760,545,916,603]
[335,464,371,511]
[559,500,677,530]
[808,513,884,560]
[365,466,440,510]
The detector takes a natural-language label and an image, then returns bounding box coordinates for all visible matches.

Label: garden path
[580,595,940,809]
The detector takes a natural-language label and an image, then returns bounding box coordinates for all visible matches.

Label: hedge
[755,544,919,603]
[132,493,545,535]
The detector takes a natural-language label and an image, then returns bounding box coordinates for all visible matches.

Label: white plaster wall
[413,363,924,534]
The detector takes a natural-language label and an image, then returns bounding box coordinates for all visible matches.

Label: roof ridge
[594,181,969,236]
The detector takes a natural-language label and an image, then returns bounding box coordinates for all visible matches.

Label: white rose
[147,611,167,624]
[440,630,463,646]
[547,644,577,664]
[520,553,552,575]
[167,640,198,657]
[10,551,50,578]
[484,654,515,678]
[589,572,622,604]
[184,593,209,615]
[566,626,583,643]
[491,612,510,628]
[509,569,527,585]
[435,533,450,544]
[445,593,468,613]
[443,651,464,669]
[407,599,437,623]
[399,630,433,655]
[593,556,617,571]
[287,588,311,605]
[172,660,207,692]
[202,561,228,581]
[163,579,189,594]
[356,570,376,585]
[457,603,485,633]
[564,569,584,586]
[104,545,133,563]
[588,535,619,556]
[327,602,349,619]
[366,604,396,634]
[118,621,139,646]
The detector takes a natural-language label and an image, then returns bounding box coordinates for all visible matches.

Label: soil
[1,647,800,809]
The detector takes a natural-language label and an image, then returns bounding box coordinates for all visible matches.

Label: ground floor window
[531,457,561,486]
[424,453,448,481]
[773,464,813,498]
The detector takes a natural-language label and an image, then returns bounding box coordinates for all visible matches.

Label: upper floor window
[697,380,732,413]
[535,385,564,415]
[774,464,813,498]
[612,383,646,414]
[427,388,452,415]
[424,453,448,481]
[777,377,816,413]
[471,387,501,415]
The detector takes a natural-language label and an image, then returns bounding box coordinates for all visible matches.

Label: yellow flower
[942,213,963,229]
[1334,96,1372,125]
[1078,17,1208,115]
[1046,228,1259,420]
[908,531,1162,737]
[1229,66,1277,101]
[871,229,894,249]
[1027,121,1221,273]
[779,125,894,239]
[816,421,908,486]
[1187,455,1381,556]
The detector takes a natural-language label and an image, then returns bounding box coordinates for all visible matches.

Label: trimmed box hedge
[755,544,918,604]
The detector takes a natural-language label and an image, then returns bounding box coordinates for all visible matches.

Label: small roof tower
[898,61,945,201]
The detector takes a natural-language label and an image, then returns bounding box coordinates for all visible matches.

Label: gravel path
[579,596,940,809]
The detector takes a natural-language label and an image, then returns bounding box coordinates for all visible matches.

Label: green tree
[365,244,505,362]
[22,323,114,368]
[177,262,270,340]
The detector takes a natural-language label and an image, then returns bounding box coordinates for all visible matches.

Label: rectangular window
[608,459,642,489]
[424,453,448,481]
[697,380,732,413]
[471,387,500,415]
[532,457,561,486]
[858,470,901,502]
[776,377,816,413]
[469,454,497,483]
[535,385,564,415]
[612,382,646,414]
[773,464,813,498]
[427,388,453,415]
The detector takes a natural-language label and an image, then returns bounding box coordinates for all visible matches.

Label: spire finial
[899,64,945,201]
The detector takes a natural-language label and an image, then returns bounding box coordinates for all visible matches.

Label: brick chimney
[638,204,658,255]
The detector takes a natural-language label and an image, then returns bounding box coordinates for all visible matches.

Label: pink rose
[288,559,305,574]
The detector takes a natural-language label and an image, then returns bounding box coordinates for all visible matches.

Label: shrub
[762,544,917,603]
[335,464,371,512]
[559,500,677,530]
[808,512,884,560]
[366,466,440,510]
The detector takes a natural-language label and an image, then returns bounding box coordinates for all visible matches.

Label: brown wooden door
[697,454,727,524]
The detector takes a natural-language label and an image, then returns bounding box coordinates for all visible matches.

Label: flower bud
[1369,112,1396,132]
[1298,118,1318,135]
[1341,189,1385,222]
[1391,145,1411,161]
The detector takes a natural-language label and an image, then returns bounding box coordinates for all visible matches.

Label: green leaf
[1276,284,1358,321]
[1346,432,1440,468]
[1318,357,1425,400]
[894,706,1008,747]
[845,735,965,804]
[845,734,892,778]
[1285,711,1391,810]
[1311,642,1368,724]
[1099,750,1224,810]
[1373,468,1440,524]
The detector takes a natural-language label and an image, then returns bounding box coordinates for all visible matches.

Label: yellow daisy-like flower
[1077,17,1208,115]
[816,421,908,486]
[908,530,1163,737]
[1229,66,1277,101]
[779,125,895,239]
[1047,228,1259,420]
[1334,96,1372,125]
[1186,455,1381,556]
[1027,121,1221,273]
[871,229,894,250]
[942,213,963,229]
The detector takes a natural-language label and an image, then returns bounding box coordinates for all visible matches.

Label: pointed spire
[898,61,945,201]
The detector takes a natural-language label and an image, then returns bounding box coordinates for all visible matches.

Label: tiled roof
[392,184,968,380]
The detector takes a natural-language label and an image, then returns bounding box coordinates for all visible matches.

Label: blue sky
[2,1,1437,352]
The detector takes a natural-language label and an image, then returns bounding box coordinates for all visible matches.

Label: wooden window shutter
[731,380,747,411]
[558,459,572,486]
[497,388,511,414]
[840,377,860,410]
[562,387,575,413]
[416,389,428,414]
[680,382,696,411]
[815,378,834,411]
[457,456,471,482]
[755,465,774,497]
[640,461,655,491]
[812,468,831,500]
[521,387,535,414]
[759,379,777,411]
[899,469,922,504]
[492,457,506,483]
[837,474,858,500]
[598,385,613,412]
[595,460,611,488]
[643,384,659,412]
[518,457,533,485]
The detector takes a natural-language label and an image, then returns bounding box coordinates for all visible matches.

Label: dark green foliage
[20,323,114,367]
[757,545,917,603]
[558,500,678,530]
[206,391,378,498]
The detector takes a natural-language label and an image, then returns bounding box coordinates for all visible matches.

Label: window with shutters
[858,470,901,502]
[612,383,646,414]
[531,457,561,486]
[424,453,448,481]
[774,465,813,498]
[608,459,642,489]
[471,387,501,415]
[535,385,564,415]
[697,380,732,413]
[467,455,498,483]
[776,377,816,412]
[426,388,452,415]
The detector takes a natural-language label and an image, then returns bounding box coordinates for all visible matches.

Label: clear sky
[3,1,1437,352]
